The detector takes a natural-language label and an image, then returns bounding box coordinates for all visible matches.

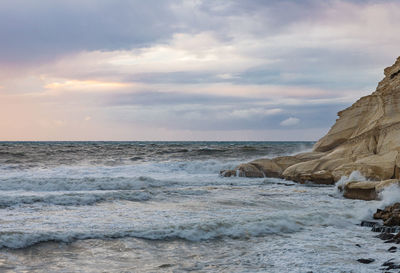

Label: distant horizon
[1,0,399,141]
[0,140,317,143]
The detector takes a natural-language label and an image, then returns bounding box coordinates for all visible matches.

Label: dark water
[0,141,314,169]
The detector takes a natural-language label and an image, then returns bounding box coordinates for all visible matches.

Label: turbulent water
[0,142,397,272]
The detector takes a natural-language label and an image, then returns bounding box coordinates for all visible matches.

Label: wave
[0,151,26,157]
[0,159,247,192]
[0,190,152,207]
[0,176,171,191]
[0,217,302,249]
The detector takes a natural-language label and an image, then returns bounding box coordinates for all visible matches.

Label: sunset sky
[0,0,399,141]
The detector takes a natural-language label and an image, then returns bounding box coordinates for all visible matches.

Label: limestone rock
[341,179,400,201]
[249,158,283,178]
[343,181,379,200]
[221,57,400,187]
[376,179,400,192]
[220,169,237,177]
[234,163,265,178]
[221,152,325,179]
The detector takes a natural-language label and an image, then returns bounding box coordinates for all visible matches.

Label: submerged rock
[357,258,375,264]
[381,259,400,270]
[388,246,397,252]
[222,57,400,194]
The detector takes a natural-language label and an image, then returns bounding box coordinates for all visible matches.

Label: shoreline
[359,203,400,270]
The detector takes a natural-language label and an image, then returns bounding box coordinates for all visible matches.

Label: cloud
[280,117,300,127]
[229,108,283,119]
[1,0,399,140]
[44,80,130,92]
[0,0,184,63]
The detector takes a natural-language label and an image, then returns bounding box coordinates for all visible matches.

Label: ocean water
[0,141,396,272]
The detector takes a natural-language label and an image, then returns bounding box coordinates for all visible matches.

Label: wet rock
[376,232,395,241]
[373,209,384,220]
[235,163,265,178]
[384,232,400,244]
[388,246,397,252]
[220,169,236,177]
[381,259,400,270]
[357,258,375,264]
[341,179,400,201]
[393,232,400,242]
[158,264,174,268]
[384,215,400,226]
[343,181,378,201]
[373,203,400,226]
[372,225,400,234]
[360,220,380,228]
[382,259,394,266]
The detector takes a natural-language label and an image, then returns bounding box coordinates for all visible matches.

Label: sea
[0,141,398,273]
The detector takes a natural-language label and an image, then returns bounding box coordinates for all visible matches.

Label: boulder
[234,163,265,178]
[341,179,400,201]
[343,181,379,201]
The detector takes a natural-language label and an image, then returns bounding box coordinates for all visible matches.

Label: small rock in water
[382,232,400,244]
[158,264,174,268]
[388,246,397,252]
[382,259,394,266]
[373,203,400,227]
[357,258,375,264]
[360,220,380,228]
[381,259,400,270]
[376,233,395,241]
[384,215,400,226]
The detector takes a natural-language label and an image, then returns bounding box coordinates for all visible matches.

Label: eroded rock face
[222,57,400,186]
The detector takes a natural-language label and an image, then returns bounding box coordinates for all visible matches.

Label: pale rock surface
[376,179,400,192]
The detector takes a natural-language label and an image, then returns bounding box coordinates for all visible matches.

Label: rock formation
[221,56,400,189]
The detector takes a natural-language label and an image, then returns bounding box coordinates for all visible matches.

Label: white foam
[335,171,368,194]
[345,182,400,222]
[378,184,400,208]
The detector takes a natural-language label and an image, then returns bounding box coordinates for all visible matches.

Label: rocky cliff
[221,56,400,187]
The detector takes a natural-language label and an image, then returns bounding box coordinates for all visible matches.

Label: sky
[0,0,399,141]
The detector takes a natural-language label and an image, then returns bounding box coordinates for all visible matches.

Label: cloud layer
[0,0,399,140]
